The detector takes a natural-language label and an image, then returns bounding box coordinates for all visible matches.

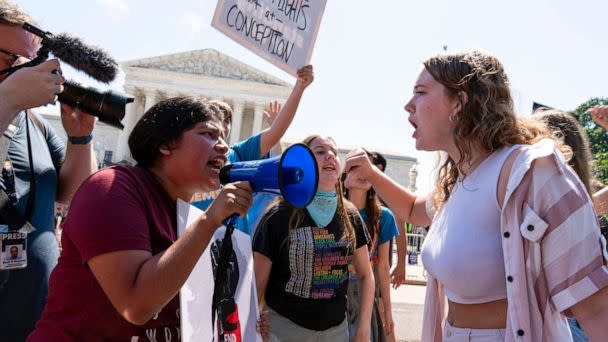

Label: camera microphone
[21,23,132,129]
[23,23,118,83]
[44,33,119,84]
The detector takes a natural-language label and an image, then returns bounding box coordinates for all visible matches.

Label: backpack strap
[26,110,47,138]
[0,112,36,233]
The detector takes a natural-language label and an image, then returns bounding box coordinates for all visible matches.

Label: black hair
[370,151,387,172]
[128,96,221,168]
[342,150,382,246]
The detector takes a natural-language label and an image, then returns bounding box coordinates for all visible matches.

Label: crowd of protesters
[1,1,607,341]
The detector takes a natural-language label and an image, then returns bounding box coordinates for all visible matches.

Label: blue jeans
[568,318,589,342]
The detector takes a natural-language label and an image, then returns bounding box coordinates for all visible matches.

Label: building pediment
[122,49,289,86]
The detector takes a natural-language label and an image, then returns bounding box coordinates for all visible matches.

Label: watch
[68,134,93,145]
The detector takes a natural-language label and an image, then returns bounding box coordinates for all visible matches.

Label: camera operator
[0,1,97,339]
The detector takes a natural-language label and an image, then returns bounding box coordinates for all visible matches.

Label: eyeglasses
[0,48,35,77]
[0,48,22,67]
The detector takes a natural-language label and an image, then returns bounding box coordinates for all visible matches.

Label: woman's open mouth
[322,164,337,174]
[409,117,418,138]
[207,156,226,173]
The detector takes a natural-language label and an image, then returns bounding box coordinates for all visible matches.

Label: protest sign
[212,0,327,76]
[177,199,261,342]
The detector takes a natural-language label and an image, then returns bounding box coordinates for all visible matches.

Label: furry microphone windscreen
[46,33,119,83]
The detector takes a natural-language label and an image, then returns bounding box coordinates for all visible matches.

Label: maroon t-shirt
[28,166,181,342]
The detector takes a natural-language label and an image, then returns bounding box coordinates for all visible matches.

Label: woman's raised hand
[343,148,376,189]
[589,105,608,131]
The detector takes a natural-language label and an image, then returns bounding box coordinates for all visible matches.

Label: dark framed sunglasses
[0,48,22,66]
[0,48,35,76]
[0,48,21,58]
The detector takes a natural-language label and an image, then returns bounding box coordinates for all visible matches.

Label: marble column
[230,100,244,145]
[252,103,265,134]
[114,87,144,163]
[408,163,418,192]
[143,90,159,112]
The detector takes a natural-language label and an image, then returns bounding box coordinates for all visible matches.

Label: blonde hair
[207,100,233,123]
[0,0,35,26]
[534,109,593,195]
[424,51,554,206]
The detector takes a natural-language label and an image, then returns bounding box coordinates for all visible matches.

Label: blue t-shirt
[191,132,262,233]
[359,206,399,246]
[226,132,262,164]
[0,112,65,340]
[350,206,398,280]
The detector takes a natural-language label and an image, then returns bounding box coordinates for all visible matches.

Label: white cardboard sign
[212,0,327,76]
[177,199,262,342]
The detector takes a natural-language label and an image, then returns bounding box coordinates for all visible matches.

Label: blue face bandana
[306,190,338,228]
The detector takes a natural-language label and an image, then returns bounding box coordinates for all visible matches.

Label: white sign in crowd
[212,0,327,76]
[178,200,262,342]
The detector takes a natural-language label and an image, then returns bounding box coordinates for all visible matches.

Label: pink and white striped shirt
[421,139,608,342]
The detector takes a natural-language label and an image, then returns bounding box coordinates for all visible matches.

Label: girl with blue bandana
[253,135,374,342]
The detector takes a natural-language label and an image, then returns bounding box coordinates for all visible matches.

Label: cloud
[95,0,130,19]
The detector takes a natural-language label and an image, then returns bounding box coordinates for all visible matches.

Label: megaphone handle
[223,214,238,231]
[211,213,238,332]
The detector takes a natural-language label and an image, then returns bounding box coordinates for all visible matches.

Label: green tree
[573,97,608,185]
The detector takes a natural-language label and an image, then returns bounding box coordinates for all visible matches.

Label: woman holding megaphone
[253,135,374,342]
[28,97,254,341]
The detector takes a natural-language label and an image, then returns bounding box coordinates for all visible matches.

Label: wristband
[68,134,92,145]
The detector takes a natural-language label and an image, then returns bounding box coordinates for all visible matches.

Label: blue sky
[15,0,608,194]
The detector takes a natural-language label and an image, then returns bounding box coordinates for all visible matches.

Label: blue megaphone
[219,143,318,208]
[212,143,318,331]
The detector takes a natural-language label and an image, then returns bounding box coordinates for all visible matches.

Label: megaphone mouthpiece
[219,164,233,186]
[280,167,303,185]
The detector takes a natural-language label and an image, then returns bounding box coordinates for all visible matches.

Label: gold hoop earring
[449,114,457,122]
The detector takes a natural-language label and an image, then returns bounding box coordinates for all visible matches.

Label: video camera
[0,23,133,129]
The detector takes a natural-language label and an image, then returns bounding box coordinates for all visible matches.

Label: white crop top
[421,145,520,304]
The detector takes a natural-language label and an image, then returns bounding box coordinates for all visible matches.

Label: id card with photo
[1,228,27,270]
